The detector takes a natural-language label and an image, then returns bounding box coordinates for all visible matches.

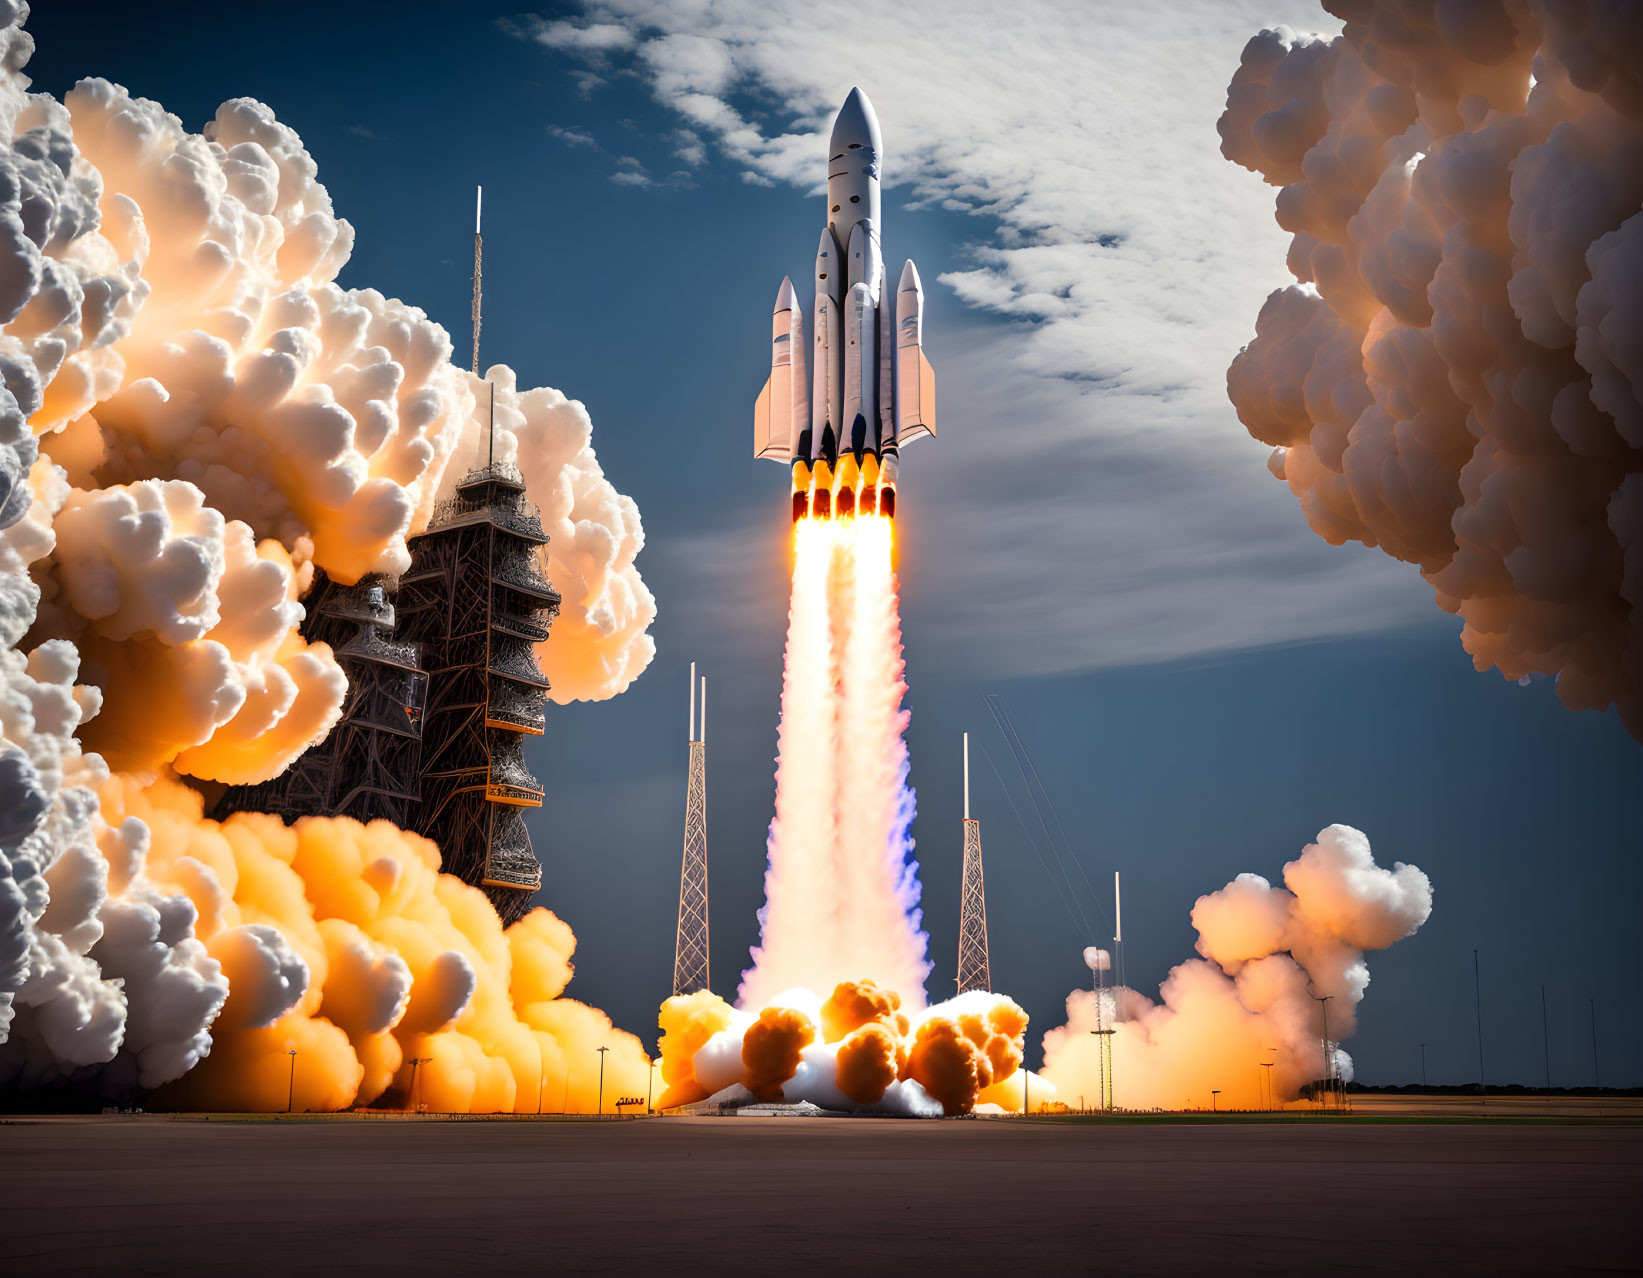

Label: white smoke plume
[0,1,654,1098]
[1219,1,1643,737]
[1042,825,1431,1109]
[0,631,228,1090]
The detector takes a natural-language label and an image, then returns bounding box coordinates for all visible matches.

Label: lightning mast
[471,185,483,375]
[956,733,992,994]
[1114,870,1124,988]
[672,663,711,996]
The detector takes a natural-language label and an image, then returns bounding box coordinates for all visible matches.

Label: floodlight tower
[672,663,710,996]
[955,733,992,994]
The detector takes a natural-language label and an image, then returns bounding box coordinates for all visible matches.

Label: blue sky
[31,2,1639,1085]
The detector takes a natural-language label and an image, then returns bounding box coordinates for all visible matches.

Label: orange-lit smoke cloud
[1220,2,1643,736]
[657,981,1030,1116]
[91,774,654,1114]
[834,1023,901,1106]
[1042,825,1431,1110]
[820,977,909,1043]
[741,1006,815,1100]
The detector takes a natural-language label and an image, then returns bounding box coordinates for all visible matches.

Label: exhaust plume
[1219,1,1643,737]
[739,517,930,1008]
[677,509,1023,1116]
[0,3,655,1103]
[1041,825,1431,1109]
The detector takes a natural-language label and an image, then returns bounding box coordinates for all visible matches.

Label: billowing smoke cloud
[443,367,654,704]
[1042,825,1431,1109]
[0,2,655,1101]
[657,980,1034,1117]
[0,636,229,1089]
[1219,1,1643,737]
[2,0,653,782]
[1,771,656,1112]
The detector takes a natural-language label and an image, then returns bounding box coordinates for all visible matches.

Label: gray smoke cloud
[1219,0,1643,737]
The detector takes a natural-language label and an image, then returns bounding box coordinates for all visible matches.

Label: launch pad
[6,1115,1637,1274]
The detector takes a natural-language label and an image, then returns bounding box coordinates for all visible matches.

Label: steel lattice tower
[1091,957,1114,1112]
[396,389,561,925]
[215,573,425,826]
[672,664,710,996]
[956,733,991,994]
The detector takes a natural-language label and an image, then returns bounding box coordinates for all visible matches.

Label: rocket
[754,88,936,521]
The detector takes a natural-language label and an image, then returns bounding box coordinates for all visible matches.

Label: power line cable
[975,742,1093,944]
[984,694,1110,937]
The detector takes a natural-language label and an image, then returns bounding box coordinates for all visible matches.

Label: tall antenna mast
[673,664,710,996]
[956,732,991,994]
[471,185,483,376]
[487,380,495,470]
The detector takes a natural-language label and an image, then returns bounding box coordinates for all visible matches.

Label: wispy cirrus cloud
[546,121,695,189]
[547,123,599,148]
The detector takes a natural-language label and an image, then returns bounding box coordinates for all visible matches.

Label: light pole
[537,1066,545,1115]
[596,1046,609,1118]
[1308,989,1334,1107]
[1301,985,1340,1103]
[1259,1062,1275,1112]
[286,1049,298,1114]
[1211,1089,1220,1113]
[645,1054,654,1116]
[1540,984,1551,1091]
[407,1056,430,1112]
[1419,1042,1426,1087]
[1589,998,1601,1090]
[1473,949,1485,1092]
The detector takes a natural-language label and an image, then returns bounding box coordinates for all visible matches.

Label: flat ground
[4,1114,1639,1275]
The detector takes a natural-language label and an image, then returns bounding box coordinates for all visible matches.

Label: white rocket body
[753,87,936,520]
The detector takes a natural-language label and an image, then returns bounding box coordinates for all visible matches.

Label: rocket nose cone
[898,259,922,292]
[775,276,798,311]
[830,86,881,153]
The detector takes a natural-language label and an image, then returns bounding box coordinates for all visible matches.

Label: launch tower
[216,574,425,825]
[956,733,991,994]
[396,394,560,924]
[672,664,710,996]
